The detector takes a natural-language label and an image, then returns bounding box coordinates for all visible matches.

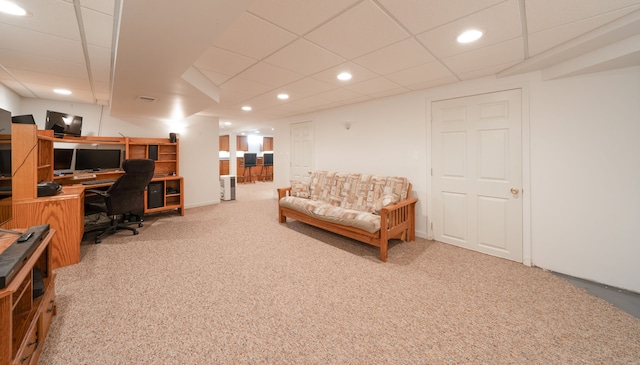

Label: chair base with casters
[84,212,144,243]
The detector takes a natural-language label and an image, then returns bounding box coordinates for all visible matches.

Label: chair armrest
[85,189,110,198]
[277,187,291,200]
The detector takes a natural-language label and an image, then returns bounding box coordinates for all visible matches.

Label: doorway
[290,121,314,182]
[431,89,523,262]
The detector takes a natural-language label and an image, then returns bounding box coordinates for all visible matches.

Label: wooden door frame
[426,83,532,266]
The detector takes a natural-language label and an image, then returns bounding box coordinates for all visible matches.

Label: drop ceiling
[1,0,639,134]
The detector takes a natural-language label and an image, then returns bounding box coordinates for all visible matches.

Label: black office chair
[84,159,155,243]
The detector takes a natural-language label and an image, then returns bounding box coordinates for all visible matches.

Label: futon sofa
[278,171,418,262]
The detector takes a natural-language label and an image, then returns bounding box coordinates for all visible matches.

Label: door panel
[432,89,523,262]
[290,121,313,182]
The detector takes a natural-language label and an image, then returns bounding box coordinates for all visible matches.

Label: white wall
[529,67,640,291]
[0,84,21,116]
[272,66,640,293]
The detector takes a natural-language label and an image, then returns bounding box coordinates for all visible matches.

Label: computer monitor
[53,148,74,170]
[45,110,83,137]
[0,149,10,176]
[263,153,273,167]
[75,149,121,171]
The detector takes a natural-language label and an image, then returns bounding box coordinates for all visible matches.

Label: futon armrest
[277,187,291,200]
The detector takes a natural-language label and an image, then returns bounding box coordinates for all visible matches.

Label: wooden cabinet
[0,229,56,365]
[143,176,183,215]
[127,138,179,176]
[263,136,273,151]
[219,135,229,151]
[220,160,229,175]
[126,138,183,216]
[236,135,248,151]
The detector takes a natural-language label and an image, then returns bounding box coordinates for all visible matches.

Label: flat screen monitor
[75,149,121,171]
[53,148,74,170]
[263,153,273,167]
[244,153,257,167]
[45,110,83,137]
[0,107,11,228]
[0,149,10,176]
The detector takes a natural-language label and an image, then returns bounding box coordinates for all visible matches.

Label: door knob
[510,188,519,194]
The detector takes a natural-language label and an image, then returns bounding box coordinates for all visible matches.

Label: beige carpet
[38,182,640,364]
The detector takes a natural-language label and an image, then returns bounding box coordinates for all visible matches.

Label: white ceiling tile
[0,49,85,78]
[1,0,80,40]
[9,69,88,88]
[377,0,505,34]
[87,45,111,83]
[287,95,334,109]
[247,0,360,35]
[311,62,378,86]
[81,7,114,48]
[527,6,640,56]
[526,0,640,33]
[234,62,303,87]
[79,0,116,15]
[199,69,233,86]
[368,87,410,99]
[194,46,257,78]
[278,78,336,99]
[457,61,520,80]
[345,76,402,95]
[211,12,297,59]
[0,24,84,63]
[305,0,409,59]
[442,38,524,74]
[315,87,364,102]
[239,92,289,110]
[405,75,459,91]
[386,61,455,87]
[220,77,272,95]
[264,39,345,75]
[353,38,435,75]
[416,0,522,59]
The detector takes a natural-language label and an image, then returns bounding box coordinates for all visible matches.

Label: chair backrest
[104,159,155,216]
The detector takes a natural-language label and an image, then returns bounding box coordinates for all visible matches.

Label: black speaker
[169,133,177,143]
[147,182,164,209]
[148,145,158,160]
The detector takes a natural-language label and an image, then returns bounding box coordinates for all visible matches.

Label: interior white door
[290,121,314,182]
[432,89,523,262]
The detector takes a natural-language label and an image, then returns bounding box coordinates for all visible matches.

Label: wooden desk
[12,187,84,269]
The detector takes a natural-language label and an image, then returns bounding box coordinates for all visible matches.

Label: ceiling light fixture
[337,72,352,81]
[277,93,289,100]
[0,1,28,16]
[457,29,483,44]
[53,88,72,95]
[241,106,252,111]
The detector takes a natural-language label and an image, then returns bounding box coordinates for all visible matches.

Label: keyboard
[81,179,116,186]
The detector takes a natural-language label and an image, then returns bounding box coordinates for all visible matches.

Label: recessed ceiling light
[53,88,72,95]
[457,29,483,44]
[337,72,352,81]
[0,1,29,16]
[277,93,289,100]
[241,106,252,111]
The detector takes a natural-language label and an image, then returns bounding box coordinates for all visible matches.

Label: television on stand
[45,110,83,137]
